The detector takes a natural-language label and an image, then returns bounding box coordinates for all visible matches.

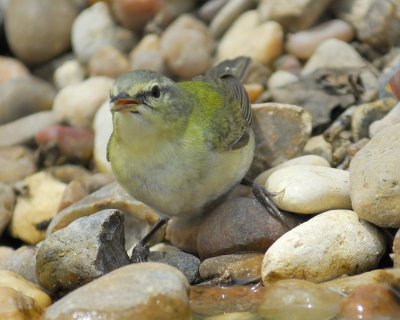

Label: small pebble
[262,210,386,285]
[53,59,85,89]
[53,76,113,128]
[88,46,130,78]
[10,171,67,244]
[0,55,29,85]
[160,14,214,79]
[130,33,165,73]
[266,165,351,214]
[303,135,333,164]
[43,263,190,320]
[286,20,354,60]
[0,146,36,183]
[166,215,203,254]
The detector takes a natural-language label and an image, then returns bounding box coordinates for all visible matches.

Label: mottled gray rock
[43,263,190,320]
[250,103,312,176]
[0,76,56,125]
[148,251,200,284]
[36,210,130,296]
[350,124,400,228]
[5,0,77,64]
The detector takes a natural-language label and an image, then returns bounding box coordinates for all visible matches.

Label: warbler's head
[110,70,191,132]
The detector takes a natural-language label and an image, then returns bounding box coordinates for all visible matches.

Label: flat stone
[266,165,351,214]
[46,182,160,250]
[43,263,190,320]
[37,209,130,296]
[199,253,263,283]
[0,111,58,148]
[148,251,200,284]
[0,270,52,309]
[350,123,400,227]
[197,197,303,259]
[10,171,67,244]
[250,103,312,176]
[262,210,386,285]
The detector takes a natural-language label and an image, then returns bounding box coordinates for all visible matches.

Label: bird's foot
[241,178,291,230]
[129,217,169,263]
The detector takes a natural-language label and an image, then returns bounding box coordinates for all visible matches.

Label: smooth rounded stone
[191,284,265,317]
[0,246,38,285]
[37,210,130,296]
[338,283,400,319]
[0,183,14,236]
[130,33,165,73]
[262,210,386,285]
[10,171,67,244]
[88,46,130,78]
[333,0,400,49]
[0,246,14,261]
[46,182,160,249]
[209,0,257,38]
[93,101,113,173]
[204,312,260,320]
[197,197,303,260]
[160,14,213,80]
[217,10,283,65]
[0,270,52,309]
[148,251,200,284]
[266,166,351,214]
[53,59,85,89]
[57,180,88,212]
[351,98,397,140]
[0,287,43,320]
[166,215,203,254]
[35,125,94,163]
[319,268,400,294]
[250,103,312,175]
[0,145,35,184]
[254,155,330,187]
[5,0,77,65]
[350,124,400,228]
[301,39,368,76]
[393,229,400,267]
[244,84,263,103]
[273,54,302,74]
[258,0,333,32]
[199,253,263,283]
[53,76,113,128]
[112,0,163,32]
[198,0,228,22]
[268,70,299,93]
[0,111,58,148]
[0,55,29,85]
[150,242,181,252]
[258,279,343,320]
[286,20,354,60]
[302,135,333,164]
[0,76,56,125]
[370,101,400,137]
[43,262,190,320]
[72,2,135,63]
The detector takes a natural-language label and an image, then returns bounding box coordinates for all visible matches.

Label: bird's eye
[151,85,161,98]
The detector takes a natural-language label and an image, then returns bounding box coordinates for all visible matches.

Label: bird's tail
[206,56,251,81]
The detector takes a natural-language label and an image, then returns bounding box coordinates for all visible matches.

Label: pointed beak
[110,93,139,113]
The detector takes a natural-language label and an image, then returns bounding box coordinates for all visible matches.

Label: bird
[107,57,283,260]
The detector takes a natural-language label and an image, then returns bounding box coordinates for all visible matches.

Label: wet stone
[148,251,200,284]
[197,197,303,260]
[43,263,191,320]
[36,209,130,296]
[199,253,263,283]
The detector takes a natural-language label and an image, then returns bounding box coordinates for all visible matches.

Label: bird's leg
[241,178,291,230]
[130,217,169,263]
